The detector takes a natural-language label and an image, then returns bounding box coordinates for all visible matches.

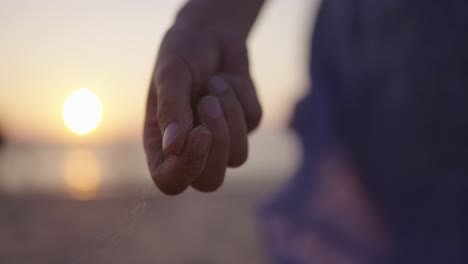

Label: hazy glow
[63,149,101,200]
[62,89,103,135]
[0,0,318,142]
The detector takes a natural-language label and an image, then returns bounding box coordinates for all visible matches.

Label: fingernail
[209,76,229,94]
[200,96,222,119]
[163,122,179,150]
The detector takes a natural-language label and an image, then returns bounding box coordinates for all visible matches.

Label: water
[0,128,300,198]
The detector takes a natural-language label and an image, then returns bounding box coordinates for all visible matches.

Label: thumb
[153,56,193,155]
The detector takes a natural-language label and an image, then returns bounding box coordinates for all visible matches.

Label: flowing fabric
[259,1,468,263]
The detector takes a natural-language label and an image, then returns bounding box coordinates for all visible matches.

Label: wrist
[175,0,264,40]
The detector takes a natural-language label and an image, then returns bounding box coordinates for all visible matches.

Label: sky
[0,0,319,144]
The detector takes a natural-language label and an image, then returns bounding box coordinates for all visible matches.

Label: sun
[62,89,103,135]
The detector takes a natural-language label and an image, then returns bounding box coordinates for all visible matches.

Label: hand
[143,23,262,195]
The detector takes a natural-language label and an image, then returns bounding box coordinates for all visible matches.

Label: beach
[0,181,282,264]
[0,130,299,263]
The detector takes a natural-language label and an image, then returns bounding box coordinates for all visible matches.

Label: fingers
[147,125,213,195]
[221,42,263,132]
[207,76,249,167]
[234,79,263,132]
[226,76,262,132]
[191,96,229,192]
[145,75,211,195]
[153,55,194,155]
[145,94,228,195]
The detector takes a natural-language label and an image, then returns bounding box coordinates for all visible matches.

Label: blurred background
[0,0,318,263]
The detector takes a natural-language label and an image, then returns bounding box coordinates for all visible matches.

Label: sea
[0,128,301,199]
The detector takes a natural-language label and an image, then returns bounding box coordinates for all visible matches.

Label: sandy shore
[0,182,281,264]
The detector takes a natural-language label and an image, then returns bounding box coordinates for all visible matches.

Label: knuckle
[154,65,174,87]
[153,59,190,91]
[157,97,179,115]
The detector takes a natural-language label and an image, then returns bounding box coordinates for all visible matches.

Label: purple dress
[259,1,468,263]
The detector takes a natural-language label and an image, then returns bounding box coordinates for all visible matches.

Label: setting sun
[62,89,103,135]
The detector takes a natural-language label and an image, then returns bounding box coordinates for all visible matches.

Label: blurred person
[143,0,468,263]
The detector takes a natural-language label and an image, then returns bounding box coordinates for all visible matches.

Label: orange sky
[0,0,318,144]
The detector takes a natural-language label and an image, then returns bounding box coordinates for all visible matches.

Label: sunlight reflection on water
[63,149,101,200]
[0,129,299,196]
